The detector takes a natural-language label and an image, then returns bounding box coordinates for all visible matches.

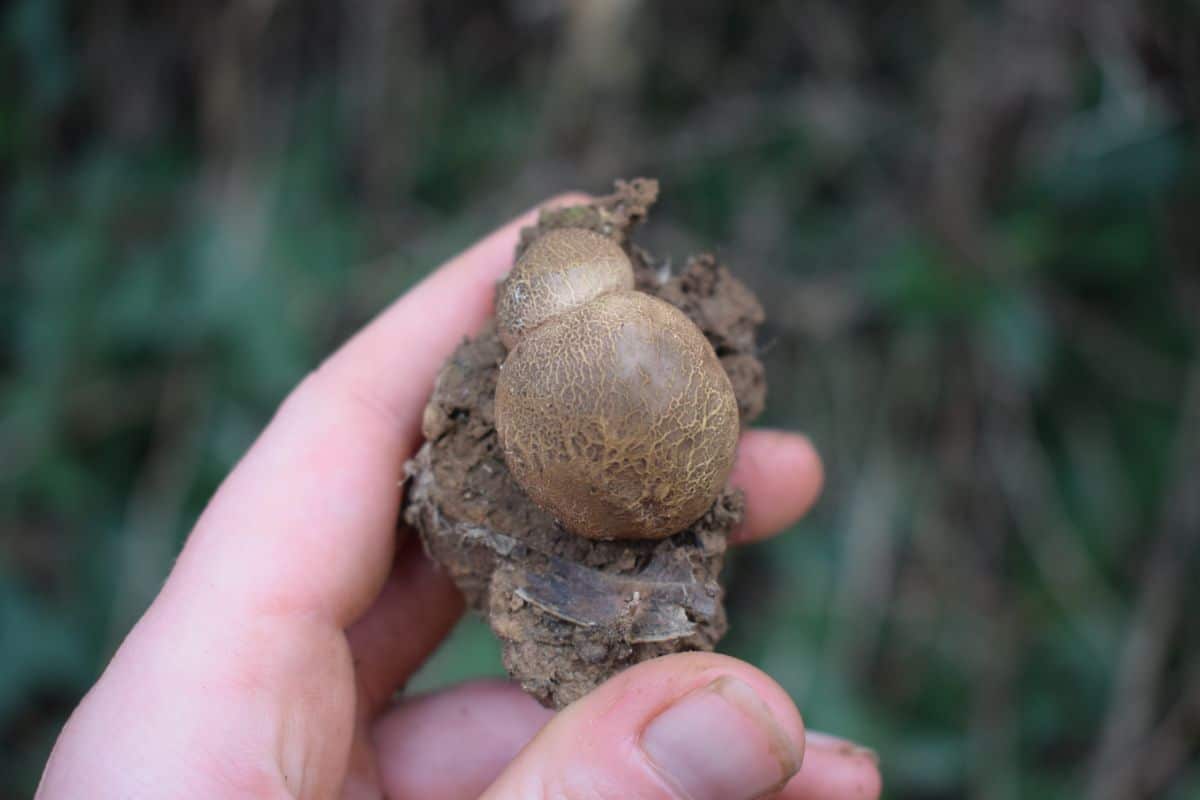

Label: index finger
[168,194,589,628]
[324,191,594,455]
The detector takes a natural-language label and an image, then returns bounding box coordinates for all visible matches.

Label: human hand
[37,195,881,800]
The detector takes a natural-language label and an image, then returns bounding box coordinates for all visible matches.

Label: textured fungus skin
[497,291,739,540]
[495,228,635,349]
[404,179,767,708]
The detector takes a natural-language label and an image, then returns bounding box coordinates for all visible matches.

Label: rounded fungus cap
[496,228,635,348]
[495,290,739,540]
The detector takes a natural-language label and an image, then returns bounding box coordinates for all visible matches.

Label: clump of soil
[404,178,766,708]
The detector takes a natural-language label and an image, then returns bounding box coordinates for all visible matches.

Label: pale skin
[37,195,883,800]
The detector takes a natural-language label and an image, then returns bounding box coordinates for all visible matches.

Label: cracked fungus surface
[496,291,739,541]
[496,228,635,349]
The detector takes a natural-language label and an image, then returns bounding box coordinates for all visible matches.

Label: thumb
[480,653,805,800]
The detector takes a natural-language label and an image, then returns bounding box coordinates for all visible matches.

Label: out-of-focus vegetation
[3,1,1199,797]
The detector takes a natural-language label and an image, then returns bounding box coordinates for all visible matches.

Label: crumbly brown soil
[403,178,766,708]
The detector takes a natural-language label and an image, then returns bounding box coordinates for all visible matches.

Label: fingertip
[544,191,592,209]
[419,190,596,312]
[327,190,600,446]
[731,429,824,544]
[620,651,808,762]
[784,731,882,800]
[485,652,806,800]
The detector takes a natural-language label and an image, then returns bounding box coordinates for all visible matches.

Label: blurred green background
[3,1,1199,797]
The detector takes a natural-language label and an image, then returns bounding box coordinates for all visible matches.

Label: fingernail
[805,730,879,765]
[641,676,802,800]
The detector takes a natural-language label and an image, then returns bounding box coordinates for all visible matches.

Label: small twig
[1051,292,1182,406]
[1138,657,1200,795]
[105,363,212,652]
[1085,366,1200,800]
[822,331,943,681]
[985,389,1126,660]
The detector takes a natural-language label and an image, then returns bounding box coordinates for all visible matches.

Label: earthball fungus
[494,228,741,541]
[404,179,767,707]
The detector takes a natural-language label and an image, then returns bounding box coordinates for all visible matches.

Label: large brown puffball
[495,228,740,540]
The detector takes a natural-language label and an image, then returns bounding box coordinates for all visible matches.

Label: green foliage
[3,2,1199,798]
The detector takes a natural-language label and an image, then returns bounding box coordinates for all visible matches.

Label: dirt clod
[403,179,766,708]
